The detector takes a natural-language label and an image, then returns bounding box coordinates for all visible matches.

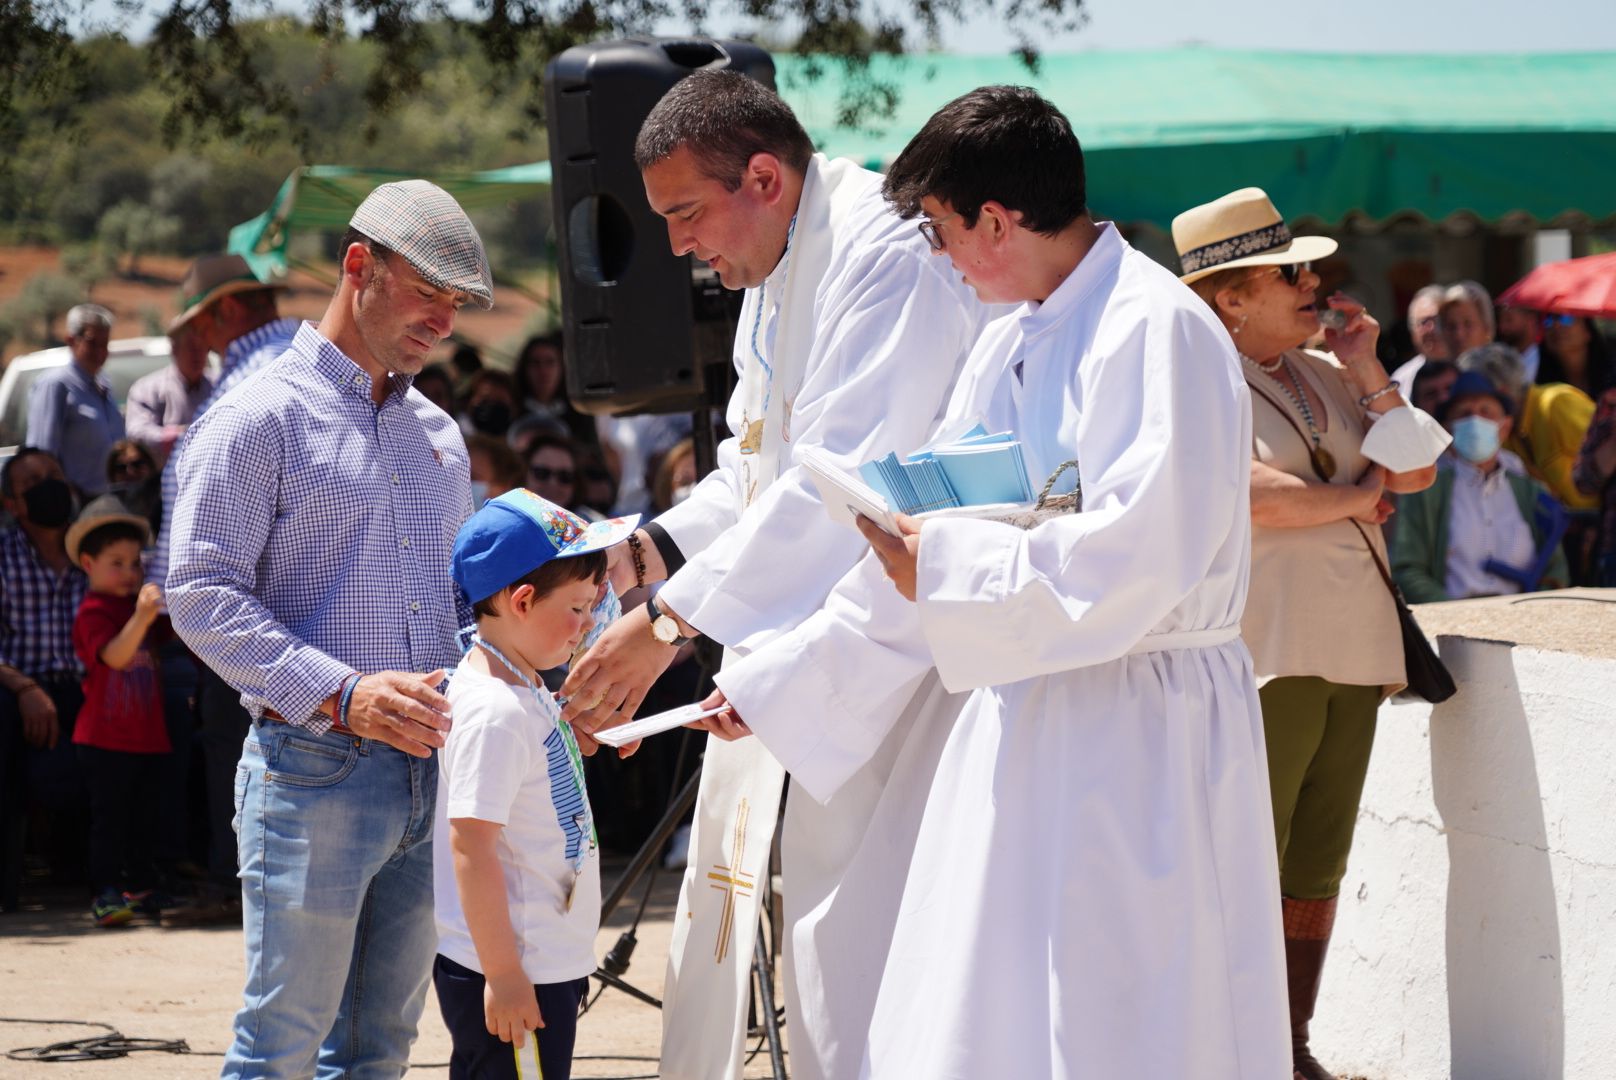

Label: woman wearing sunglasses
[1537,313,1612,398]
[1173,188,1448,1080]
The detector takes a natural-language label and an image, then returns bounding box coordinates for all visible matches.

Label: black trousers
[76,744,165,895]
[198,664,252,882]
[433,954,587,1080]
[0,675,86,907]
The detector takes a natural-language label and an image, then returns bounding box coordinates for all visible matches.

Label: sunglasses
[528,465,575,486]
[1275,262,1311,287]
[917,212,962,253]
[111,459,149,478]
[1542,314,1577,328]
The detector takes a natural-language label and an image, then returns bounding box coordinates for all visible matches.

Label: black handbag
[1248,376,1457,703]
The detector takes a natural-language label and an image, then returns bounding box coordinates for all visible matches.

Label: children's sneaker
[91,890,135,928]
[123,889,178,920]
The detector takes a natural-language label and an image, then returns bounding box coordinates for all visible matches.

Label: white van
[0,337,177,461]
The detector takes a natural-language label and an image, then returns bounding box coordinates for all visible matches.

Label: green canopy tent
[227,161,552,281]
[775,49,1616,230]
[226,48,1616,282]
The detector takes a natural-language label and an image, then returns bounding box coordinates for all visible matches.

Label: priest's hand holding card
[857,512,922,601]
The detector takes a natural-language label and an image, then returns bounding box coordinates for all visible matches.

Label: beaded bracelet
[337,673,362,730]
[1358,381,1400,408]
[625,531,648,590]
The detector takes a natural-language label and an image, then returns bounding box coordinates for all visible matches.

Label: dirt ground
[0,246,550,369]
[0,865,790,1079]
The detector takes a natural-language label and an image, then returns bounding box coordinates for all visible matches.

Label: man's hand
[856,513,922,602]
[484,968,543,1044]
[19,686,58,749]
[560,604,678,732]
[693,688,752,741]
[343,670,452,757]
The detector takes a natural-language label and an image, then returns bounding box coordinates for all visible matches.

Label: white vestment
[718,225,1290,1079]
[651,154,984,1080]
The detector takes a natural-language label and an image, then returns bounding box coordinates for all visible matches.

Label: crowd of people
[0,69,1613,1080]
[0,271,704,929]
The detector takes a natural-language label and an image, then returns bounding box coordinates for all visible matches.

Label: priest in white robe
[556,71,986,1080]
[706,86,1291,1078]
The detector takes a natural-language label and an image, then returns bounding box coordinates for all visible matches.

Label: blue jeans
[223,723,437,1080]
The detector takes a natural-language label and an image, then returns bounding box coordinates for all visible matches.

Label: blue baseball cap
[452,489,639,604]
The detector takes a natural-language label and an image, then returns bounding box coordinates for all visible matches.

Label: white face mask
[671,483,695,506]
[469,481,490,509]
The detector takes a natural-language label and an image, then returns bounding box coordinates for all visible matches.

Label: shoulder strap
[1247,375,1330,484]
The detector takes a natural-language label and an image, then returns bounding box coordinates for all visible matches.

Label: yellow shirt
[1510,383,1597,512]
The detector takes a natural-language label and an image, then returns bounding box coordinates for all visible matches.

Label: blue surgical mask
[469,481,489,509]
[1450,415,1502,464]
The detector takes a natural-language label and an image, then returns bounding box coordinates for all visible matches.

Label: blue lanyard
[471,635,595,860]
[748,213,798,416]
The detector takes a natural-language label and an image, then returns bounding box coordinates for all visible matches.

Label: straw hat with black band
[1172,187,1337,285]
[169,254,287,332]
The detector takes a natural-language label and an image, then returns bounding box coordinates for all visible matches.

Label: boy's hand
[135,583,163,620]
[484,969,544,1044]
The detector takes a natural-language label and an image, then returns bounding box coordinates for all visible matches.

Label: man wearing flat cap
[167,180,492,1079]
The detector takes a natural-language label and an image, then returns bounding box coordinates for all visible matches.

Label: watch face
[652,617,679,644]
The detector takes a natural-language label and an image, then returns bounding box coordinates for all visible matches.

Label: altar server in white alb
[553,71,985,1080]
[705,86,1291,1078]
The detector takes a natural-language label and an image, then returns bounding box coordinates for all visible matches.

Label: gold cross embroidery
[707,798,754,964]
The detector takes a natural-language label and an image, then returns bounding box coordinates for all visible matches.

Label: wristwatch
[645,594,694,647]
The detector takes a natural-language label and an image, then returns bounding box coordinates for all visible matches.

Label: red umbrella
[1497,252,1616,319]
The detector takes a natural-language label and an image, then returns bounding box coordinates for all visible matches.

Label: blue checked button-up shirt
[166,322,474,732]
[0,527,88,680]
[146,317,300,589]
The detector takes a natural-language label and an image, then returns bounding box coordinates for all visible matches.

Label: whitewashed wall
[1312,636,1616,1080]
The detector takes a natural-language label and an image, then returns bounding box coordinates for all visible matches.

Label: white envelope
[590,703,732,748]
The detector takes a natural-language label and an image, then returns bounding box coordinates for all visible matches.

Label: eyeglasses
[1542,314,1577,328]
[110,459,148,478]
[1276,262,1311,287]
[917,212,962,253]
[528,466,575,486]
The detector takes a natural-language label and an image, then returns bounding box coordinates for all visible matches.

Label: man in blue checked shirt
[167,180,494,1080]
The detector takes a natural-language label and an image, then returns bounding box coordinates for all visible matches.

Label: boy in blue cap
[434,489,638,1080]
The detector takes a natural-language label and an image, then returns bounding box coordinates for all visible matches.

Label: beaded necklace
[1243,353,1337,479]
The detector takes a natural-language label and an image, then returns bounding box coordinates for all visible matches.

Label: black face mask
[22,478,73,529]
[470,401,513,436]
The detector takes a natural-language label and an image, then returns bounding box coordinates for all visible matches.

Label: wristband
[1358,381,1400,408]
[625,531,648,590]
[643,521,685,576]
[337,673,362,731]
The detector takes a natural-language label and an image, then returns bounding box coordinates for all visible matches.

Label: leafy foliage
[2,1,1085,261]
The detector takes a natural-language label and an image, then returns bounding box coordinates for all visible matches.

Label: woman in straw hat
[1173,188,1448,1080]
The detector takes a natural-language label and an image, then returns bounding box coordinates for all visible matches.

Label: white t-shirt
[432,658,601,985]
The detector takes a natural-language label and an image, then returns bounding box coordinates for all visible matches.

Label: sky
[74,0,1616,55]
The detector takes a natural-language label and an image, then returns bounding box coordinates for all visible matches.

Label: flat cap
[349,180,494,310]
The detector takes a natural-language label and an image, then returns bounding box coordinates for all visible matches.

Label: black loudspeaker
[545,37,775,417]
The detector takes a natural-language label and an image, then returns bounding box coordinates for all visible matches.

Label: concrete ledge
[1314,588,1616,1080]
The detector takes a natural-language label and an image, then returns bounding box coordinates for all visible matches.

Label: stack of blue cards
[856,425,1034,514]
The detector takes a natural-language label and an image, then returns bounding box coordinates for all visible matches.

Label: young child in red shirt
[66,495,170,927]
